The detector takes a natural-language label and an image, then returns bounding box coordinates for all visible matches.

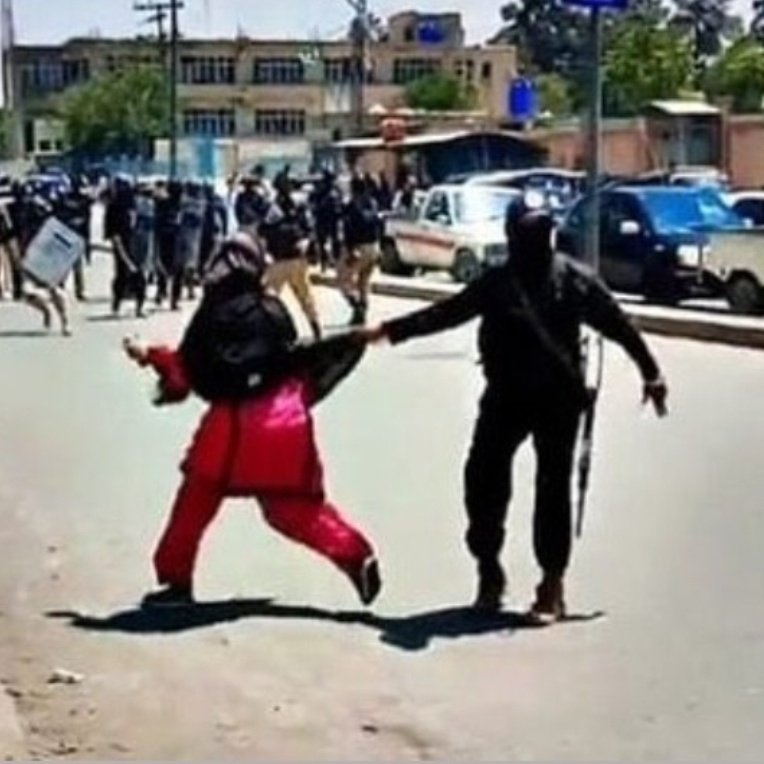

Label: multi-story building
[9,11,516,157]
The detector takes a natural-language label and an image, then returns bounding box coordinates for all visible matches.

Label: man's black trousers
[464,385,582,577]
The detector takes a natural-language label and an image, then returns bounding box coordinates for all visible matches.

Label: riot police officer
[362,201,668,621]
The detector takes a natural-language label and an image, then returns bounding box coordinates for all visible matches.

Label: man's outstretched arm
[375,279,486,346]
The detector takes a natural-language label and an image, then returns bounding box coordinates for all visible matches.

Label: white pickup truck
[381,184,519,283]
[705,229,764,314]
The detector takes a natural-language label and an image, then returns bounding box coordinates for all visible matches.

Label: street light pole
[584,5,603,273]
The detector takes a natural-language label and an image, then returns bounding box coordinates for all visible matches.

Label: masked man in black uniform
[361,203,668,621]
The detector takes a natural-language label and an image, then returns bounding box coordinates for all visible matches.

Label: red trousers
[154,474,374,587]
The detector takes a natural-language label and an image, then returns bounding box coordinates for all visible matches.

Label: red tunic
[146,348,324,497]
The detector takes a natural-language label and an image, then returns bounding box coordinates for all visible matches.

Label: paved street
[0,254,763,761]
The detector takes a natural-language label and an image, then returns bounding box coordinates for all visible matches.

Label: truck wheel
[380,239,414,277]
[452,249,482,284]
[727,274,764,315]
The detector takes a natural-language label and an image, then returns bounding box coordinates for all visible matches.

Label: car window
[638,188,742,232]
[603,194,641,235]
[454,188,518,224]
[424,192,450,223]
[565,198,586,230]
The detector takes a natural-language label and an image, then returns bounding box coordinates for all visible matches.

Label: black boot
[349,299,367,326]
[473,559,506,613]
[527,575,566,625]
[141,584,194,609]
[347,556,382,607]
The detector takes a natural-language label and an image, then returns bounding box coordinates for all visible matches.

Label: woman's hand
[355,325,388,346]
[123,336,149,365]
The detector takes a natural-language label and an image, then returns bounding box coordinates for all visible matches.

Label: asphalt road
[0,254,763,761]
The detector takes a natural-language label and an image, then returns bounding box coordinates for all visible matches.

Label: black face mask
[507,212,554,286]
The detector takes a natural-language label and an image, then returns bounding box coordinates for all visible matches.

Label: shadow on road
[0,330,52,338]
[47,601,604,652]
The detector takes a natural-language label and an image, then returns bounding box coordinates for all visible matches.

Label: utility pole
[134,0,184,179]
[1,0,19,158]
[583,6,603,272]
[346,0,368,136]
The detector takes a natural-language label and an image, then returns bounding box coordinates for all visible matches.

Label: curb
[311,272,764,351]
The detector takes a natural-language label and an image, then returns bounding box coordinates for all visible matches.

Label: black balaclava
[505,203,555,288]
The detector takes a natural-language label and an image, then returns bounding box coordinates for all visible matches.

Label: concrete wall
[532,114,764,188]
[727,115,764,189]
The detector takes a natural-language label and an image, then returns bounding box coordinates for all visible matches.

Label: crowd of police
[0,174,94,335]
[0,163,399,339]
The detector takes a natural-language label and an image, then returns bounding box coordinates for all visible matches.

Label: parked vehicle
[626,166,730,192]
[459,168,585,220]
[557,185,744,302]
[382,185,520,283]
[704,229,764,314]
[726,191,764,228]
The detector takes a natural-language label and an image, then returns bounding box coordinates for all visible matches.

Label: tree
[669,0,742,73]
[536,73,574,117]
[493,0,588,78]
[752,0,764,43]
[404,74,475,111]
[62,66,170,156]
[704,36,764,111]
[494,0,671,109]
[604,19,694,116]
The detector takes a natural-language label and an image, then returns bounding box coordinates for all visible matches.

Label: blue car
[556,185,744,302]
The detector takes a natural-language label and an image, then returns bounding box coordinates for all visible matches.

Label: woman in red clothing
[124,233,381,608]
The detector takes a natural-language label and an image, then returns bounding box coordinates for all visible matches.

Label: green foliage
[535,73,574,117]
[62,66,170,156]
[404,73,475,111]
[604,20,694,116]
[704,36,764,112]
[669,0,742,64]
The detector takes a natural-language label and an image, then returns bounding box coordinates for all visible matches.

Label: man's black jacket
[384,254,660,405]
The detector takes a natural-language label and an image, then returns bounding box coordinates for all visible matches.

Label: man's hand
[355,325,388,346]
[123,336,149,366]
[643,377,669,417]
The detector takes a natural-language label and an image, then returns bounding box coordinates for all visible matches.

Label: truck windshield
[455,189,519,224]
[638,189,743,233]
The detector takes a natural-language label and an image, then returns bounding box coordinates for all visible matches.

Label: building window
[180,56,236,85]
[254,109,306,136]
[481,62,493,81]
[20,61,64,96]
[393,58,440,85]
[182,109,236,137]
[253,58,305,85]
[324,58,352,84]
[62,59,90,87]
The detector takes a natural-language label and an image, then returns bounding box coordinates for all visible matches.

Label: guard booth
[645,100,723,169]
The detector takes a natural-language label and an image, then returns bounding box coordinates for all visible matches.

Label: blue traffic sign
[508,78,537,121]
[417,18,446,44]
[564,0,628,9]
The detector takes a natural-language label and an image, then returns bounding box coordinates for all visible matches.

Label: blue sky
[9,0,501,45]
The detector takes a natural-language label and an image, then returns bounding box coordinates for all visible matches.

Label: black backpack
[179,275,298,402]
